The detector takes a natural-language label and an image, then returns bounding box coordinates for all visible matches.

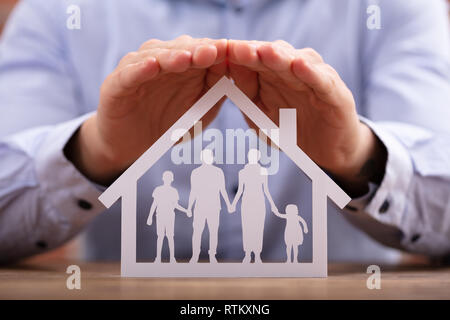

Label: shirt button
[35,240,48,249]
[379,199,390,214]
[77,199,93,210]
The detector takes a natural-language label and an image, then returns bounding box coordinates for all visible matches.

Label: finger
[296,47,324,64]
[230,40,301,89]
[291,58,334,97]
[228,40,265,71]
[122,42,225,75]
[154,48,193,73]
[106,57,160,97]
[169,36,228,64]
[273,39,295,50]
[192,44,218,68]
[189,38,227,67]
[141,36,227,67]
[257,43,293,72]
[117,48,191,74]
[117,51,141,68]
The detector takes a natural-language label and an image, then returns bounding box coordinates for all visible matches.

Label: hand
[65,35,228,185]
[304,228,309,234]
[186,210,193,218]
[228,40,387,196]
[147,218,153,226]
[228,203,235,214]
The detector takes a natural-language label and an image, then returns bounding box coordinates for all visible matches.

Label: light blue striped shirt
[0,0,449,263]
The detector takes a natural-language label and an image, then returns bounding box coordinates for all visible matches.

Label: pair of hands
[66,35,386,196]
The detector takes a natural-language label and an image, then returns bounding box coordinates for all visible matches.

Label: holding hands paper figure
[231,149,278,264]
[187,149,233,264]
[147,148,309,266]
[272,204,308,263]
[147,171,189,263]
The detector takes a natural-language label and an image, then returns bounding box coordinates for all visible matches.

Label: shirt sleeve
[343,0,450,258]
[0,0,104,263]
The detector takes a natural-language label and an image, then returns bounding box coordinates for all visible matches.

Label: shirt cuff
[345,117,414,228]
[34,113,105,229]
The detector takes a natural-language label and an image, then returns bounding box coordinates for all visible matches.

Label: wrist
[64,114,125,185]
[331,123,387,197]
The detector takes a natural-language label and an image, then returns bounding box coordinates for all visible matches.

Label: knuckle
[303,47,318,56]
[324,63,338,76]
[275,39,292,47]
[124,51,138,61]
[118,52,138,66]
[305,47,323,60]
[176,34,192,41]
[140,39,159,49]
[101,72,119,92]
[303,47,314,53]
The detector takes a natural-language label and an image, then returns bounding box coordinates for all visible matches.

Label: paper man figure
[231,149,278,264]
[188,149,233,263]
[147,171,189,263]
[272,204,308,263]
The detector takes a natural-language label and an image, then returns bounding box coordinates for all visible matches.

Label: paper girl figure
[272,204,308,263]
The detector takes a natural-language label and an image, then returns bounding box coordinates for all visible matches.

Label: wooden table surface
[0,259,449,299]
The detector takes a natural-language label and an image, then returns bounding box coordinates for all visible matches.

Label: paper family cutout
[147,149,308,265]
[98,76,351,277]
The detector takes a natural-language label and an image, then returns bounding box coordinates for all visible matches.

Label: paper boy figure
[147,171,189,263]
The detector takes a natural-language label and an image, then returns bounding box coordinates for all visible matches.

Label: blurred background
[0,0,448,263]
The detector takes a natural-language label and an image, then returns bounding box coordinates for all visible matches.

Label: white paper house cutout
[98,76,351,278]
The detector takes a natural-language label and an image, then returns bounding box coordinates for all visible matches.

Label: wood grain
[0,259,449,299]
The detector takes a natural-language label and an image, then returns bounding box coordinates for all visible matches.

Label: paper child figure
[231,149,278,264]
[272,204,308,263]
[147,171,189,263]
[187,149,233,264]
